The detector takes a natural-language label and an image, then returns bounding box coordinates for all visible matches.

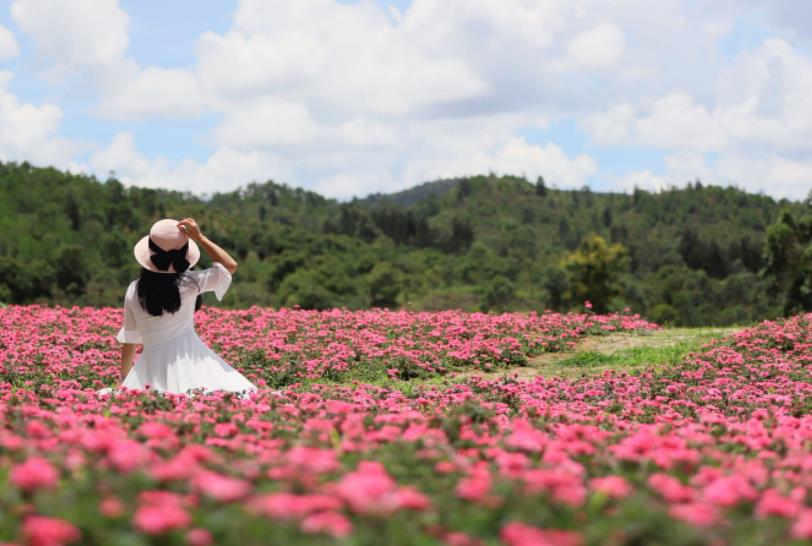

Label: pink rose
[23,516,80,546]
[590,475,631,499]
[193,470,250,502]
[133,505,191,534]
[11,457,59,492]
[186,528,214,546]
[501,522,583,546]
[300,511,352,538]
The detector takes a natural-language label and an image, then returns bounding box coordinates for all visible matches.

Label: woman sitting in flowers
[106,217,257,395]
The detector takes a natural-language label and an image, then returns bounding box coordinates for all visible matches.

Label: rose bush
[0,305,810,545]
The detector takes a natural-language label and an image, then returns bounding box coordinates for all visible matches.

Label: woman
[111,217,257,395]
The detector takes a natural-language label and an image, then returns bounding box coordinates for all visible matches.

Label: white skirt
[118,330,257,395]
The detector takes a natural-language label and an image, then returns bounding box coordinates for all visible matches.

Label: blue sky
[0,0,810,200]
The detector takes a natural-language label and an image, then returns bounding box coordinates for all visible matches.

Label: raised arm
[177,218,239,274]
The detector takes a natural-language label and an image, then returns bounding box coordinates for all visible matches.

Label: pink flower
[246,493,341,520]
[300,511,352,538]
[456,465,492,503]
[590,476,631,499]
[98,497,124,518]
[133,505,191,534]
[500,522,583,546]
[336,461,398,515]
[702,475,756,507]
[11,457,59,491]
[584,301,593,310]
[193,470,250,502]
[22,516,80,546]
[669,502,718,528]
[213,422,238,437]
[792,510,812,540]
[392,487,431,511]
[107,439,149,473]
[186,528,214,546]
[506,420,547,452]
[756,488,801,519]
[285,446,339,474]
[151,455,199,481]
[648,473,694,502]
[442,531,481,546]
[138,421,174,439]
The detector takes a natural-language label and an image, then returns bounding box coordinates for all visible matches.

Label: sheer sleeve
[116,286,142,344]
[191,262,233,301]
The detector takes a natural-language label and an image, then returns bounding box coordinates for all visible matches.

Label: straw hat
[133,218,201,274]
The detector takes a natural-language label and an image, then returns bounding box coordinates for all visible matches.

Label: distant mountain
[0,160,807,325]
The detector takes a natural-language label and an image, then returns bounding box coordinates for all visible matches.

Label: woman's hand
[177,218,203,242]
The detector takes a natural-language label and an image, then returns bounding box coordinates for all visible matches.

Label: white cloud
[0,70,80,166]
[6,0,812,202]
[212,98,319,147]
[0,25,20,60]
[91,132,290,195]
[567,24,625,67]
[619,170,669,193]
[10,0,129,69]
[588,35,812,200]
[11,0,204,120]
[716,153,812,200]
[403,136,596,190]
[664,152,714,185]
[90,132,150,177]
[96,64,205,120]
[197,0,491,117]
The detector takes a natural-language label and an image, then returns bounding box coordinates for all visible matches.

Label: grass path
[448,326,741,381]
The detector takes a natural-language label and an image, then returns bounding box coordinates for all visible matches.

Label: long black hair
[136,268,202,317]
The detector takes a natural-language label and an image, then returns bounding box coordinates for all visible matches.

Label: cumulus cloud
[619,170,669,193]
[212,98,320,147]
[0,71,80,166]
[567,24,625,67]
[11,0,129,70]
[89,132,150,177]
[585,94,729,151]
[402,136,596,191]
[5,0,812,200]
[0,25,20,60]
[197,0,491,117]
[96,64,206,120]
[591,36,812,199]
[91,132,290,195]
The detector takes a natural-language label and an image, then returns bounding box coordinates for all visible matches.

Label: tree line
[0,161,809,326]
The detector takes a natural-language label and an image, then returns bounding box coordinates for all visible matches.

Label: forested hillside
[0,160,808,325]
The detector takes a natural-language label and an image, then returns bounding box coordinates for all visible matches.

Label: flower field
[1,305,811,545]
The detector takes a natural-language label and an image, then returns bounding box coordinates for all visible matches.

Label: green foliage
[0,161,806,325]
[764,209,812,313]
[560,234,628,313]
[480,275,515,312]
[367,263,401,309]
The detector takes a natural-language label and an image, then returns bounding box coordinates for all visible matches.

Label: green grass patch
[530,326,741,378]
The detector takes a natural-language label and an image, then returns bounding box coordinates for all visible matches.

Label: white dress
[114,262,257,395]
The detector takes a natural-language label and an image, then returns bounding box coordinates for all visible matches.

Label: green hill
[0,161,807,325]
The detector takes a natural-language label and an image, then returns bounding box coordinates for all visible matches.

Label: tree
[560,234,628,313]
[367,263,401,308]
[764,210,812,314]
[481,275,515,312]
[457,179,472,201]
[55,244,90,295]
[602,206,613,228]
[535,176,547,197]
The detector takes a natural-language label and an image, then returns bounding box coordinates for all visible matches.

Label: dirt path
[449,326,740,381]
